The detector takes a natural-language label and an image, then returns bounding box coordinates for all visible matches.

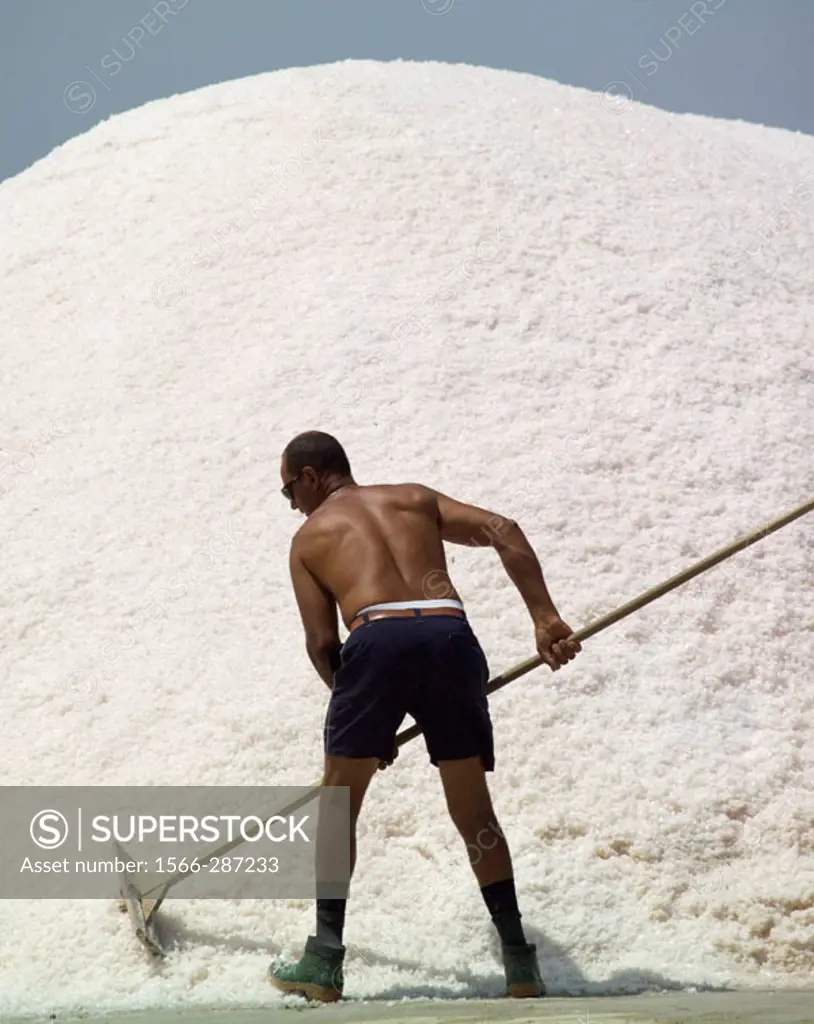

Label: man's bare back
[292,482,462,629]
[280,430,580,688]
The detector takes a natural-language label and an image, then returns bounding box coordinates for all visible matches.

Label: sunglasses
[281,472,302,502]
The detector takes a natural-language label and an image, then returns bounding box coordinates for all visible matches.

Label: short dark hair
[282,431,351,477]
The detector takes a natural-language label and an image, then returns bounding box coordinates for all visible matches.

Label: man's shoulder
[365,481,439,509]
[328,481,434,502]
[378,480,435,498]
[289,520,314,555]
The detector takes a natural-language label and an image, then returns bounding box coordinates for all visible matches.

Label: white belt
[355,599,465,615]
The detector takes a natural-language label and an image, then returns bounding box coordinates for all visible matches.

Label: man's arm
[429,488,561,623]
[426,487,582,671]
[289,538,342,688]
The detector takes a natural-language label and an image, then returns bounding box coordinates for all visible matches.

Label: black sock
[315,898,346,949]
[480,878,527,947]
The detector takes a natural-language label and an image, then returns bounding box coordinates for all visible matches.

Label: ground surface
[33,991,814,1024]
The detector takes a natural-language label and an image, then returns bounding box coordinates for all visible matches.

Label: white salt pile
[0,59,812,1019]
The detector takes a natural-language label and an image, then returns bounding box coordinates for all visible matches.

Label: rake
[119,495,813,958]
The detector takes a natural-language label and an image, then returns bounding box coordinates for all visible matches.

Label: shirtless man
[268,431,581,1003]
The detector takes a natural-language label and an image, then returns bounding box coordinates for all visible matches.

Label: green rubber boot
[268,936,345,1003]
[501,942,546,998]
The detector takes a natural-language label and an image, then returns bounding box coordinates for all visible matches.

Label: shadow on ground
[346,923,733,1002]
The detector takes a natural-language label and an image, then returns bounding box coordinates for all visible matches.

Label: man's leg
[314,754,379,949]
[269,754,378,1002]
[438,756,525,941]
[438,756,544,998]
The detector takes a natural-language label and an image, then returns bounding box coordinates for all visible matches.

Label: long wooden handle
[140,495,812,905]
[395,494,814,746]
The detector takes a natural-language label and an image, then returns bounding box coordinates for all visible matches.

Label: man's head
[280,430,354,515]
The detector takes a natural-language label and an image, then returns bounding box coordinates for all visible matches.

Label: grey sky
[2,0,814,183]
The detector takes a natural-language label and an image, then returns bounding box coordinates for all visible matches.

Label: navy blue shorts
[324,614,495,771]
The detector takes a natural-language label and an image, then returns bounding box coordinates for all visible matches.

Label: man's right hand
[377,740,399,771]
[534,616,582,671]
